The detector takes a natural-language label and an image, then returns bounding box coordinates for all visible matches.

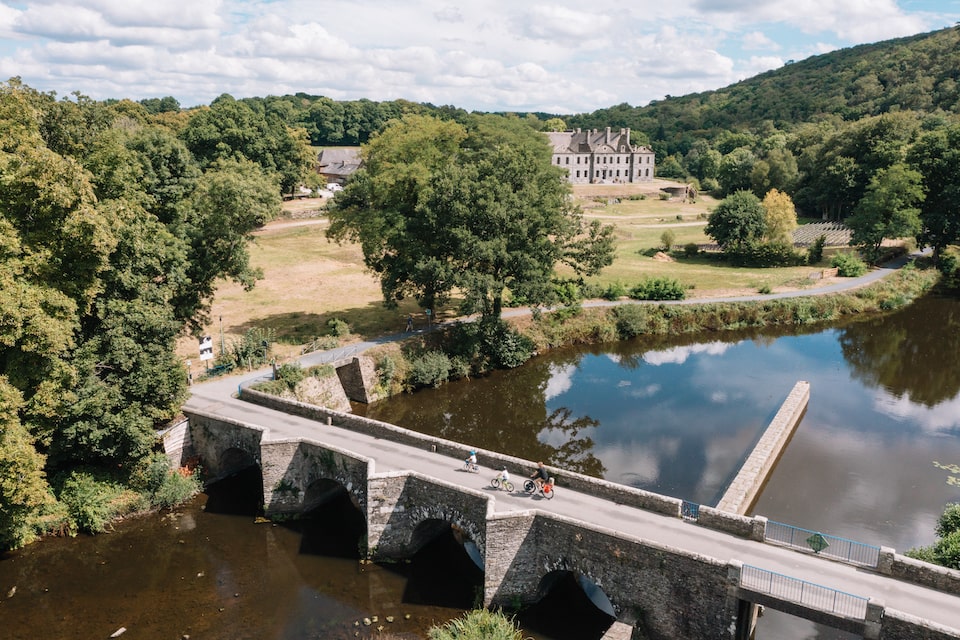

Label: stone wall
[366,471,491,561]
[486,510,738,639]
[334,356,385,404]
[259,438,372,516]
[878,549,960,596]
[881,609,960,640]
[185,410,265,482]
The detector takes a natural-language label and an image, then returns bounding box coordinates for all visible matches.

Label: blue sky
[1,0,958,113]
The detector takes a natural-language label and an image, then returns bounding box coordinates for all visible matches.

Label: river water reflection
[3,294,959,640]
[362,294,960,554]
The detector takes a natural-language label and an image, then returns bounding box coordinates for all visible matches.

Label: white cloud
[0,0,956,112]
[741,30,778,50]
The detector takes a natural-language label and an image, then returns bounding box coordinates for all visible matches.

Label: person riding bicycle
[498,468,510,483]
[465,450,478,469]
[530,461,549,490]
[543,476,555,495]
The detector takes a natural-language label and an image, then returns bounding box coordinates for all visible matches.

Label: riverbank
[352,261,940,397]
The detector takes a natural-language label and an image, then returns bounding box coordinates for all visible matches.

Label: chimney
[605,127,611,143]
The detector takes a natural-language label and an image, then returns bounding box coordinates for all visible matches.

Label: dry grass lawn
[178,181,845,365]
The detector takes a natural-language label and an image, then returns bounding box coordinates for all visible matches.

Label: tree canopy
[0,79,291,549]
[327,114,615,317]
[705,191,767,250]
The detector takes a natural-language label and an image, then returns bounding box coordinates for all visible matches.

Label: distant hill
[567,26,960,152]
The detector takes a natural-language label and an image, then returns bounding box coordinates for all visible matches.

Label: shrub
[445,318,535,372]
[276,362,306,390]
[428,609,525,640]
[228,327,275,369]
[613,304,651,338]
[807,234,826,264]
[129,452,201,509]
[552,279,582,305]
[629,277,686,301]
[683,242,699,257]
[407,350,451,388]
[832,252,868,277]
[758,284,772,294]
[58,470,124,534]
[600,281,628,301]
[727,241,804,267]
[660,229,676,251]
[327,317,350,337]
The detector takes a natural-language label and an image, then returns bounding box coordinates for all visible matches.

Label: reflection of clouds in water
[872,389,960,433]
[697,424,758,501]
[543,363,576,401]
[643,341,736,366]
[607,354,622,364]
[627,383,661,398]
[593,442,661,486]
[536,422,598,447]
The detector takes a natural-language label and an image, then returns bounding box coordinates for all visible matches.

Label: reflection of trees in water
[839,295,960,407]
[540,407,605,477]
[361,350,605,475]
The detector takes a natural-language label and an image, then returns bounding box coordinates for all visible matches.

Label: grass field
[179,181,849,364]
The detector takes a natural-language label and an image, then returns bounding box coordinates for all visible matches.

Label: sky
[1,0,959,114]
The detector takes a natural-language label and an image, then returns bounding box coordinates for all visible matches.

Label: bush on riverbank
[428,609,525,640]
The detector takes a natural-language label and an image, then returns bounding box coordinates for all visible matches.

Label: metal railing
[741,564,869,619]
[765,520,880,568]
[681,500,700,521]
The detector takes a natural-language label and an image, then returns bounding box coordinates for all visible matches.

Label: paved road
[185,251,960,631]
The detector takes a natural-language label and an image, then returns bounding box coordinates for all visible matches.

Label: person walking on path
[406,314,414,332]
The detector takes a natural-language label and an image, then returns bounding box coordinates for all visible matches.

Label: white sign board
[199,336,214,361]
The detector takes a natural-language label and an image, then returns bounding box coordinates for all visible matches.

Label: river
[2,293,958,639]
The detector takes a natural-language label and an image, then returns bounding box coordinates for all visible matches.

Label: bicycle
[522,478,555,499]
[490,475,514,492]
[463,460,480,473]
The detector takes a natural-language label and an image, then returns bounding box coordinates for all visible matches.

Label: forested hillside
[567,27,960,157]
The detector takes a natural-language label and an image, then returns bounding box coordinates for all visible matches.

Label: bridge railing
[741,564,869,619]
[765,520,880,568]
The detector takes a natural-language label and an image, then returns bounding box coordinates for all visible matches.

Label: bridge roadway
[185,371,960,633]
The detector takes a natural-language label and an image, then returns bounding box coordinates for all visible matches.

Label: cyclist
[498,468,510,484]
[542,476,555,496]
[465,450,478,471]
[530,461,549,490]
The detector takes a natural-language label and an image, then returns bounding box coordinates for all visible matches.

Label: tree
[705,190,766,250]
[717,147,756,196]
[175,158,281,333]
[847,164,923,263]
[761,189,798,244]
[327,114,615,318]
[907,124,960,263]
[544,117,566,132]
[0,377,53,550]
[180,94,314,194]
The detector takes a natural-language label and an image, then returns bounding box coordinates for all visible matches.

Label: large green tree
[847,164,923,262]
[907,124,960,262]
[705,190,767,250]
[328,114,615,317]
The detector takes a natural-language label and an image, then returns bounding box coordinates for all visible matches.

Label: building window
[645,168,650,177]
[565,157,569,165]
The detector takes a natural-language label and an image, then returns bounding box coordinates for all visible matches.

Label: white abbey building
[547,127,655,184]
